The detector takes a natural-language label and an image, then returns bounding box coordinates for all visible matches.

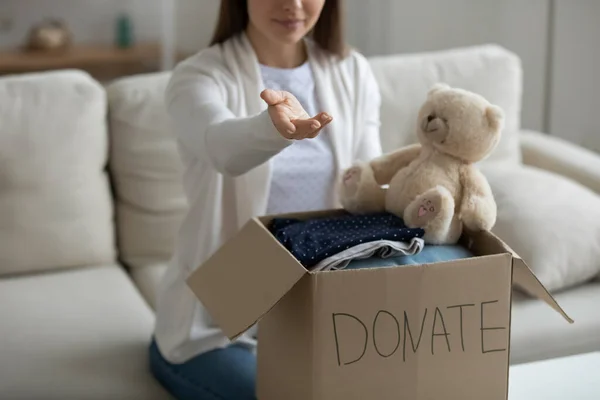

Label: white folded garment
[311,238,425,272]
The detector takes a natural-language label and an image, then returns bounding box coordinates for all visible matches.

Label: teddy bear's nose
[427,114,435,122]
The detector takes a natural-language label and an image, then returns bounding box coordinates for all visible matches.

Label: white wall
[0,0,161,49]
[548,0,600,152]
[345,0,551,132]
[174,0,218,53]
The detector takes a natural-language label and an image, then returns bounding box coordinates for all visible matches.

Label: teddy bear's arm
[370,143,421,185]
[458,165,497,232]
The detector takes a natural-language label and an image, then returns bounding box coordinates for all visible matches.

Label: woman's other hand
[260,89,332,140]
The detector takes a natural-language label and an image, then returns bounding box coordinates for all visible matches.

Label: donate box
[186,210,572,400]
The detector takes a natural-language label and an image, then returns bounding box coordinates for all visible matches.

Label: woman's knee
[149,339,257,400]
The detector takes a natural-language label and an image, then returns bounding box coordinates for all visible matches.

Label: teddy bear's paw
[341,164,364,197]
[339,162,386,214]
[404,186,455,228]
[407,196,442,227]
[404,187,459,244]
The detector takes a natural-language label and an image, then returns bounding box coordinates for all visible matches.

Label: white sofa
[1,44,600,399]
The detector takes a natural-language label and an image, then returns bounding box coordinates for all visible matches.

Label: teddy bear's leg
[339,161,386,214]
[404,186,462,244]
[460,196,497,232]
[459,165,497,232]
[370,143,421,185]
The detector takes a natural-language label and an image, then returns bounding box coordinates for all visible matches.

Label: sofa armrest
[519,130,600,194]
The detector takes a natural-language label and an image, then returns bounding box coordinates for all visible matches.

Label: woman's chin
[270,23,309,43]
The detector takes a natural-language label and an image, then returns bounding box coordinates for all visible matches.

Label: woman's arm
[165,61,293,177]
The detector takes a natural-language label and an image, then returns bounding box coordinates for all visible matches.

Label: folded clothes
[269,212,425,268]
[345,244,475,270]
[311,238,424,272]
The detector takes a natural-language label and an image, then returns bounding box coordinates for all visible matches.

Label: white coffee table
[509,352,600,399]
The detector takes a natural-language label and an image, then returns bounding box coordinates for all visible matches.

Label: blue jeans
[149,339,257,400]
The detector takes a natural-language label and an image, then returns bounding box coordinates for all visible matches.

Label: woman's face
[247,0,326,45]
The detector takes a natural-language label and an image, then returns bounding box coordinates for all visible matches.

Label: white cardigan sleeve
[354,56,383,162]
[164,58,293,177]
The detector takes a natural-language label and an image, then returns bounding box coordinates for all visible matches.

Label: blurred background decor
[25,18,72,52]
[0,0,179,82]
[0,0,597,151]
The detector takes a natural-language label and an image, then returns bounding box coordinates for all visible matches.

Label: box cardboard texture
[186,210,573,400]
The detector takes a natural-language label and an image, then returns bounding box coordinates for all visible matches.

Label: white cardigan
[154,32,383,364]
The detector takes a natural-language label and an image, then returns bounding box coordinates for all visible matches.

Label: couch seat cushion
[510,282,600,364]
[0,265,171,399]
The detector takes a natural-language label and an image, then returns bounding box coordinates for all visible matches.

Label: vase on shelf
[115,13,134,48]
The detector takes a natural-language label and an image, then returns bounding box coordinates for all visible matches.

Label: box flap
[465,230,573,324]
[511,257,573,323]
[186,218,308,340]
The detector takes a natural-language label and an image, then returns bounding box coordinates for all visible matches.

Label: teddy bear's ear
[428,83,451,95]
[486,105,505,131]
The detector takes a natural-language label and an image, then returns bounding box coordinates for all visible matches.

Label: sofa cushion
[510,282,600,364]
[0,70,116,276]
[369,44,523,165]
[482,164,600,292]
[0,265,171,399]
[106,72,187,307]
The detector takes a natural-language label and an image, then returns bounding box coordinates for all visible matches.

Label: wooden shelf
[0,42,170,79]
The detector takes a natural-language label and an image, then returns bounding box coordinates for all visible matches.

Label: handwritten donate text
[332,300,507,366]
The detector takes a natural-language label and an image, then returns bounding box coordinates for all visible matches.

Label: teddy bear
[339,83,504,245]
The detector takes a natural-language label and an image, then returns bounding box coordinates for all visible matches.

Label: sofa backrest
[106,72,185,272]
[0,70,116,276]
[106,44,525,278]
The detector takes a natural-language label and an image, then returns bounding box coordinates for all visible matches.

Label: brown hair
[209,0,348,58]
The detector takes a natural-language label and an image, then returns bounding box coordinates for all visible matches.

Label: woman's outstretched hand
[260,89,332,140]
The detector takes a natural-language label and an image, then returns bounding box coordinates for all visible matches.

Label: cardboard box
[186,210,573,400]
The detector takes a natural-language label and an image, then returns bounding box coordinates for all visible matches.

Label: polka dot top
[269,212,425,268]
[260,61,337,215]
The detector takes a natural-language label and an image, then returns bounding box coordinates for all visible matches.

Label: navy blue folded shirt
[269,212,425,268]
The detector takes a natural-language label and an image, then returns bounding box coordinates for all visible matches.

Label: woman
[150,0,382,398]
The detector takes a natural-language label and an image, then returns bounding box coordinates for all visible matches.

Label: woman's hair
[209,0,348,57]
